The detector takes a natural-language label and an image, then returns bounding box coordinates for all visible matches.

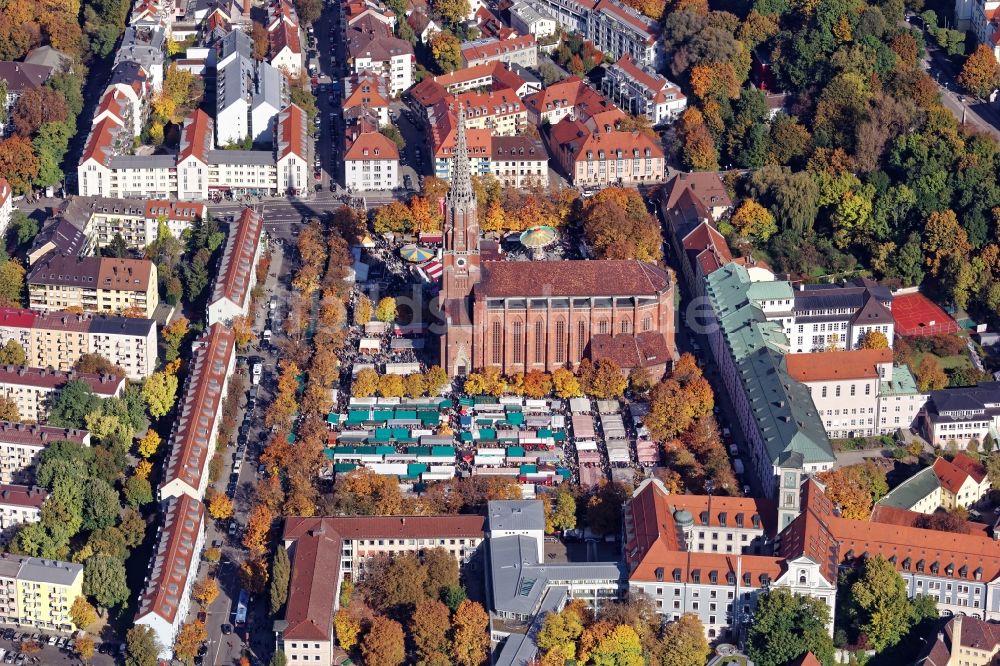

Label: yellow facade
[14,563,82,630]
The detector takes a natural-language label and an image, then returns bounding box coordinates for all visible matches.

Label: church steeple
[441,105,480,301]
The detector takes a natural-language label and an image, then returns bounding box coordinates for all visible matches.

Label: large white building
[529,0,662,67]
[784,348,927,439]
[0,423,90,486]
[57,196,205,249]
[602,55,686,125]
[159,324,236,501]
[924,381,1000,447]
[134,495,206,661]
[344,124,399,191]
[0,485,46,542]
[207,208,264,326]
[276,104,310,196]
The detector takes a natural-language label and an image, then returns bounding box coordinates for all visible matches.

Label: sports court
[892,292,960,337]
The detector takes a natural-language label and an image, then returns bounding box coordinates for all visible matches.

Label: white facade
[510,0,558,38]
[354,52,413,97]
[0,180,11,241]
[601,55,687,125]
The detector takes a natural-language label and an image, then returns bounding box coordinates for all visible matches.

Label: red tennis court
[892,292,960,337]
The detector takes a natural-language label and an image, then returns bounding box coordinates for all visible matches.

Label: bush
[204,547,221,562]
[891,447,909,459]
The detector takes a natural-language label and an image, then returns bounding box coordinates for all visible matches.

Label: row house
[784,348,926,439]
[0,367,123,423]
[602,55,686,125]
[461,35,539,68]
[279,514,487,666]
[0,555,83,632]
[134,495,206,661]
[268,0,302,75]
[159,324,236,501]
[207,208,264,326]
[549,117,666,187]
[0,423,90,486]
[0,485,46,542]
[0,307,157,380]
[431,114,548,186]
[27,255,159,318]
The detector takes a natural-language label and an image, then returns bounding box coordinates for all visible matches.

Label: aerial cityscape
[4,0,1000,663]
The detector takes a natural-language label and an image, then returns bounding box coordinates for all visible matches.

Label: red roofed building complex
[160,324,236,500]
[278,514,487,665]
[934,453,990,509]
[343,70,391,126]
[434,89,527,136]
[549,116,666,187]
[461,34,538,68]
[439,112,675,376]
[134,494,206,661]
[347,14,415,95]
[602,55,686,124]
[523,76,614,126]
[626,475,1000,644]
[916,615,1000,665]
[208,208,264,326]
[27,255,159,317]
[344,123,399,191]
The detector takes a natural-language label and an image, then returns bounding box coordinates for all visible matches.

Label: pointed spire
[447,104,475,205]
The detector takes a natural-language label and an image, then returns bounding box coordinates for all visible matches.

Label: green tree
[82,479,120,531]
[847,555,913,651]
[8,211,38,250]
[83,554,129,609]
[434,0,470,24]
[545,490,577,533]
[0,339,26,365]
[125,625,160,666]
[589,624,644,666]
[746,588,835,666]
[536,607,584,661]
[423,546,459,600]
[49,380,101,429]
[123,475,153,507]
[270,651,288,666]
[270,546,291,615]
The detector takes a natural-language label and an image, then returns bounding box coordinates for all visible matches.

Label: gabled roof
[270,20,301,57]
[211,208,264,309]
[283,533,340,640]
[80,117,123,167]
[0,62,53,93]
[933,457,975,494]
[478,259,669,297]
[590,332,671,370]
[785,348,893,383]
[344,129,399,161]
[276,104,308,161]
[461,35,536,64]
[951,452,988,484]
[663,172,732,212]
[179,109,213,163]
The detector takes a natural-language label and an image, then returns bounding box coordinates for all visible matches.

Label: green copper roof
[877,466,940,510]
[706,263,834,467]
[881,364,921,396]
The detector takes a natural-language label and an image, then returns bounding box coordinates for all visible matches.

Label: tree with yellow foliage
[137,430,161,458]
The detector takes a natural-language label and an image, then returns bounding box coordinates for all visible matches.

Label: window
[643,316,651,332]
[492,321,502,364]
[599,319,609,334]
[534,321,543,363]
[621,319,630,334]
[555,320,566,363]
[578,321,586,356]
[513,321,522,364]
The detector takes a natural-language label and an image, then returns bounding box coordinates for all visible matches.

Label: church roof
[478,260,669,297]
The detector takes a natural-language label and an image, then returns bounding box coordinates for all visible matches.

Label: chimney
[950,616,963,661]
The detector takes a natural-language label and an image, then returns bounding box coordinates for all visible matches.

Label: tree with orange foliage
[207,491,234,520]
[817,462,888,520]
[173,621,208,664]
[450,600,490,666]
[266,361,301,430]
[689,63,741,102]
[238,556,269,594]
[0,136,39,194]
[232,316,254,349]
[678,108,719,171]
[242,504,274,557]
[522,370,553,399]
[362,616,406,666]
[409,196,441,232]
[192,578,220,607]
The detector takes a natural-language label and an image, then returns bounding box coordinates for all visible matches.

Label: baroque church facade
[438,112,677,378]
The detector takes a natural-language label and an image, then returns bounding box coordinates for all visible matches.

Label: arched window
[534,320,544,363]
[577,321,586,357]
[555,320,566,363]
[643,316,652,332]
[492,321,502,364]
[512,321,523,364]
[620,319,630,334]
[599,319,609,335]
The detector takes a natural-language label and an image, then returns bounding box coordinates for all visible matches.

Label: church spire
[447,105,475,206]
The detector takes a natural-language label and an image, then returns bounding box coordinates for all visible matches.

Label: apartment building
[588,0,660,67]
[916,615,1000,665]
[784,349,926,439]
[0,308,157,380]
[523,76,618,126]
[344,125,400,192]
[461,35,539,68]
[27,255,159,318]
[343,71,391,126]
[488,136,548,188]
[276,104,310,196]
[602,55,686,125]
[134,495,206,661]
[973,0,1000,60]
[160,324,236,500]
[57,196,205,249]
[924,381,1000,447]
[0,486,46,541]
[0,367,123,423]
[509,0,559,38]
[0,423,90,486]
[779,280,895,353]
[0,62,54,136]
[549,117,666,187]
[438,90,527,136]
[0,179,11,241]
[217,51,285,146]
[207,208,264,326]
[0,555,83,631]
[269,20,302,76]
[347,15,415,96]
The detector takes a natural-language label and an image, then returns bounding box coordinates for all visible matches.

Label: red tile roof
[0,365,123,396]
[0,485,47,508]
[343,71,390,110]
[933,457,973,494]
[523,77,608,117]
[277,103,308,161]
[663,172,732,212]
[550,117,664,164]
[211,208,264,309]
[283,515,486,541]
[80,117,122,167]
[283,533,340,640]
[789,653,823,666]
[144,200,206,223]
[179,109,213,164]
[479,259,669,297]
[0,308,36,330]
[160,324,236,497]
[950,452,987,484]
[270,20,301,57]
[461,35,536,64]
[590,332,671,370]
[344,130,399,161]
[785,349,893,382]
[134,494,205,625]
[0,421,90,449]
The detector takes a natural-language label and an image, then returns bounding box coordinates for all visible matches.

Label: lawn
[913,351,971,371]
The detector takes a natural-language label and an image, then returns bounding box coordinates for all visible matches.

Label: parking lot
[0,629,116,666]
